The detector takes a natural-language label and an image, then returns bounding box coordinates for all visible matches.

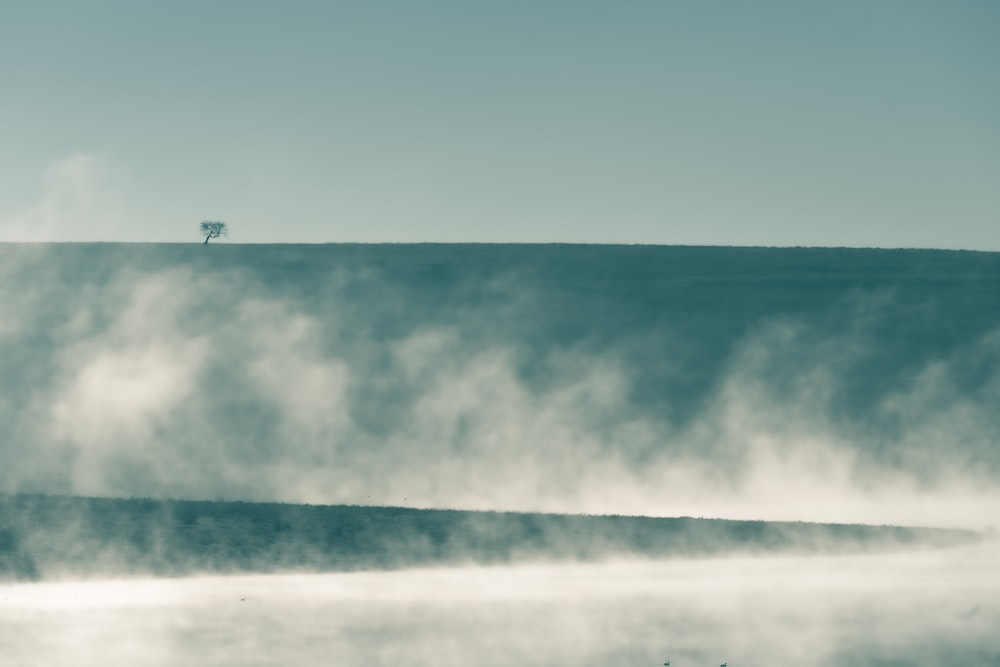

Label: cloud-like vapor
[3,542,999,666]
[1,245,998,529]
[0,155,138,242]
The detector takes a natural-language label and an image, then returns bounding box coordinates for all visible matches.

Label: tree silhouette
[200,221,228,244]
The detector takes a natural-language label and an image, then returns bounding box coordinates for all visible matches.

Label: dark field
[1,494,976,581]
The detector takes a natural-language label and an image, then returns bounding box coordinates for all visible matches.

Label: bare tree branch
[200,221,228,244]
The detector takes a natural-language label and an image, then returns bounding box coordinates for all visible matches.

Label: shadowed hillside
[0,494,978,582]
[2,244,999,527]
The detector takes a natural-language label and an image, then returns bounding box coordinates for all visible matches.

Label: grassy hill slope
[2,243,999,523]
[0,494,978,582]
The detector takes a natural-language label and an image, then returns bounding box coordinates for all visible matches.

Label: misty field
[2,244,998,526]
[2,243,999,664]
[0,494,976,581]
[2,542,999,667]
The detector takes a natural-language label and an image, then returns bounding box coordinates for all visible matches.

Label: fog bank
[2,244,998,528]
[2,541,998,666]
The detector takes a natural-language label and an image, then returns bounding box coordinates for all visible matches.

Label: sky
[1,0,998,247]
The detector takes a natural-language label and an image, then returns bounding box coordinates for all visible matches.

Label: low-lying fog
[2,245,999,664]
[2,245,1000,530]
[3,541,998,667]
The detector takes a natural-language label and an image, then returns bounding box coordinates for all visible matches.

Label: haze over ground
[3,4,999,665]
[2,243,997,530]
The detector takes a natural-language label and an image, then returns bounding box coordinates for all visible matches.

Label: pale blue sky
[1,1,998,247]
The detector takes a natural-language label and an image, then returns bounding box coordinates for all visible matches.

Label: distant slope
[2,244,999,523]
[0,494,978,581]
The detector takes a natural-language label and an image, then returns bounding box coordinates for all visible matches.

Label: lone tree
[200,220,228,244]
